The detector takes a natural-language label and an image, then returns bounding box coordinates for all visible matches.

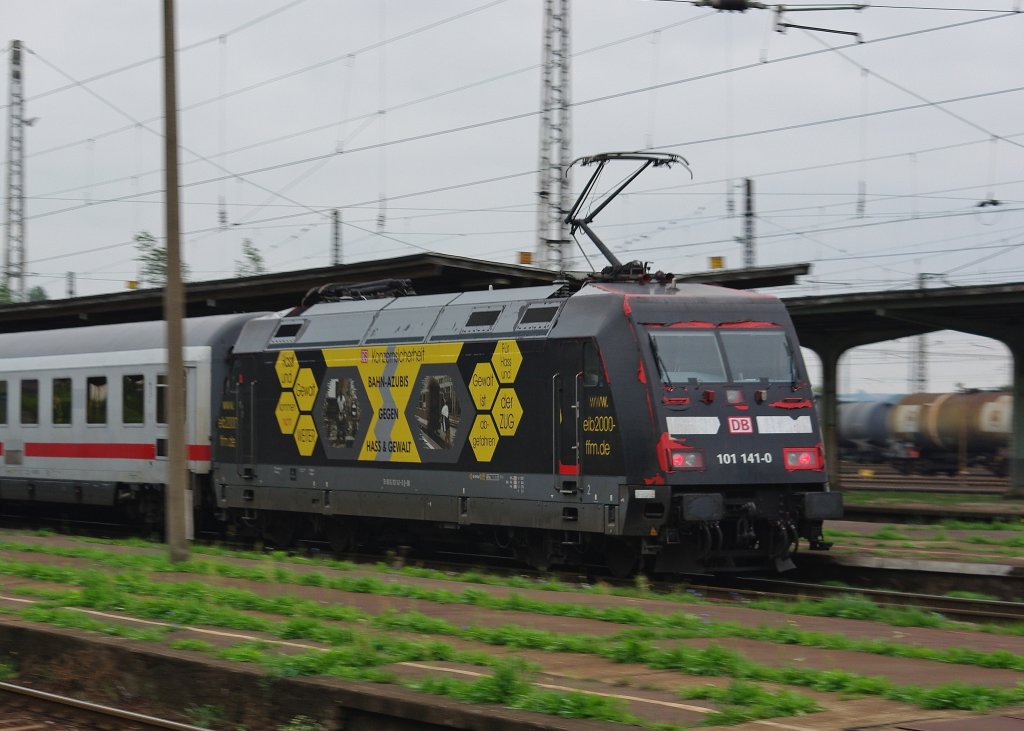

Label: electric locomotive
[211,271,839,573]
[210,153,839,573]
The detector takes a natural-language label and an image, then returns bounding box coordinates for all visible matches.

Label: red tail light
[669,448,704,471]
[783,446,823,471]
[657,433,705,474]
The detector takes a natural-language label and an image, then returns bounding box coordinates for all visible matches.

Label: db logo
[728,417,753,434]
[360,349,369,364]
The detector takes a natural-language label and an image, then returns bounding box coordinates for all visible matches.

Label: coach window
[87,376,108,425]
[21,379,39,425]
[123,375,145,425]
[156,374,168,425]
[52,378,72,425]
[0,380,7,425]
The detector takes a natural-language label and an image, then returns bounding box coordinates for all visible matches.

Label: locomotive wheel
[326,517,352,554]
[260,511,298,548]
[519,532,555,572]
[605,538,638,579]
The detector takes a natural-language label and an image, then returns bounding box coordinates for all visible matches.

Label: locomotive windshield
[649,328,795,384]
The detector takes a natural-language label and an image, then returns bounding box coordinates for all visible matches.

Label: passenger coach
[0,314,259,526]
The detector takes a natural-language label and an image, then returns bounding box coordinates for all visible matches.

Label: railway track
[0,680,208,730]
[687,575,1024,625]
[4,512,1023,628]
[839,463,1008,493]
[356,547,1024,626]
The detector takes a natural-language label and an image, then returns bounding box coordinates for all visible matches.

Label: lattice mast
[4,40,26,299]
[535,0,572,270]
[911,272,929,393]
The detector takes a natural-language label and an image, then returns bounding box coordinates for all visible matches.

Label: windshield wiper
[648,335,675,388]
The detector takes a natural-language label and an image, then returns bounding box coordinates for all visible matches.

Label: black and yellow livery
[213,276,841,574]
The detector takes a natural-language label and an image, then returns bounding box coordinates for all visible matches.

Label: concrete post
[163,0,189,563]
[818,345,843,492]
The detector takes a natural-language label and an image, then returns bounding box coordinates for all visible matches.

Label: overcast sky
[2,0,1023,393]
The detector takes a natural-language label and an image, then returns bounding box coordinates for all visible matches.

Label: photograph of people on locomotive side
[0,314,263,528]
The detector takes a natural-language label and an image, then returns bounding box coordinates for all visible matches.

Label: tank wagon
[837,391,1011,476]
[890,391,1011,476]
[838,400,896,463]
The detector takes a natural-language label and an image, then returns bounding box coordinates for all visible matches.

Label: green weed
[678,680,820,726]
[279,716,325,731]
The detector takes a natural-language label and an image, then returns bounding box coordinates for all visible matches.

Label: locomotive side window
[0,380,6,425]
[583,342,605,387]
[465,310,500,328]
[123,375,145,424]
[649,331,727,384]
[87,376,108,425]
[52,378,72,426]
[156,375,167,425]
[719,331,795,383]
[21,379,39,425]
[273,322,303,339]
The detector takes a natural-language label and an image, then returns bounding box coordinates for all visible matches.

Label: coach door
[154,368,197,465]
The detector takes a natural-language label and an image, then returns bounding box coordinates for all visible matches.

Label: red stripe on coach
[187,445,212,461]
[22,443,211,461]
[26,442,157,459]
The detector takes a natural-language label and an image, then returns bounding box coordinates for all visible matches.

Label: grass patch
[12,564,1024,716]
[678,680,820,726]
[940,519,1024,532]
[169,638,216,652]
[842,491,1006,507]
[946,590,1000,601]
[866,526,913,541]
[279,717,325,731]
[184,704,224,729]
[409,656,653,726]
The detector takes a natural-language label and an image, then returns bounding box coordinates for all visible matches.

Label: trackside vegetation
[3,534,1024,728]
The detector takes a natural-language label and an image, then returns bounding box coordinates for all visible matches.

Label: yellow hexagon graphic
[491,340,522,384]
[293,414,319,457]
[275,391,299,435]
[469,362,499,411]
[493,388,523,437]
[275,350,299,389]
[293,368,319,412]
[468,414,499,462]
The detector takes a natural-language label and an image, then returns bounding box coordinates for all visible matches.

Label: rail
[0,680,209,731]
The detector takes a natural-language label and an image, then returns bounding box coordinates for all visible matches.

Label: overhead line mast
[535,0,572,271]
[4,40,28,300]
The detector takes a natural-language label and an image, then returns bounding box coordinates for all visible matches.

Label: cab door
[236,372,257,479]
[553,342,583,495]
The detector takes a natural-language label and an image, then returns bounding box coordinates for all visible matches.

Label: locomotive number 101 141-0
[716,452,773,465]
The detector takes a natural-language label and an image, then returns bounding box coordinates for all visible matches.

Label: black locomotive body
[213,278,840,573]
